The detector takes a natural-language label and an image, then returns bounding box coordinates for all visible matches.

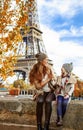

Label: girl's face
[61,67,67,76]
[42,58,48,67]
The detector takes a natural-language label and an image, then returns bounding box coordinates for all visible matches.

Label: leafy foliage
[0,0,31,80]
[13,79,28,89]
[74,80,83,97]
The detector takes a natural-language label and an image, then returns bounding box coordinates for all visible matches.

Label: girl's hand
[64,94,69,99]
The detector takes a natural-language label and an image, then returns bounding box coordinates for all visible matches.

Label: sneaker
[56,121,63,126]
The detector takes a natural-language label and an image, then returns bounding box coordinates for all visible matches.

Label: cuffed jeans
[57,95,69,118]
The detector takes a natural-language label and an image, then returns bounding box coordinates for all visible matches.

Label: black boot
[44,123,49,130]
[36,102,43,130]
[37,124,42,130]
[44,102,52,130]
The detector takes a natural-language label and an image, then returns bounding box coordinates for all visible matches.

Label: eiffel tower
[15,0,53,81]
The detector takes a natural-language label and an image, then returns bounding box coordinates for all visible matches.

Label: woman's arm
[34,71,54,90]
[34,78,51,90]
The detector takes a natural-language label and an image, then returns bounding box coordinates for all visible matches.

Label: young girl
[55,63,76,126]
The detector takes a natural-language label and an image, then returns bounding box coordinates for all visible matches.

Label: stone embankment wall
[0,97,83,130]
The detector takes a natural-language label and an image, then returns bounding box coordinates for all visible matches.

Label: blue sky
[37,0,83,79]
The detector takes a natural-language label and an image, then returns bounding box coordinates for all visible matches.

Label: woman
[29,52,56,130]
[55,62,76,126]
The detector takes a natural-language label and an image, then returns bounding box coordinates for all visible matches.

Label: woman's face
[42,58,48,67]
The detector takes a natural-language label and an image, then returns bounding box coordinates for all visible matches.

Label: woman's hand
[48,73,54,80]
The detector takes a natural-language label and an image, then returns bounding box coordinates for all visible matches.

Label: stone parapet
[0,96,83,130]
[63,100,83,130]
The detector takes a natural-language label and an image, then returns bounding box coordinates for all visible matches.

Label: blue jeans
[57,95,69,118]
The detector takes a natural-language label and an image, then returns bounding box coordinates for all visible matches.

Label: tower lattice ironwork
[18,0,47,58]
[15,0,53,81]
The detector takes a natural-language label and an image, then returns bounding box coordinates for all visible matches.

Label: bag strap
[48,81,56,91]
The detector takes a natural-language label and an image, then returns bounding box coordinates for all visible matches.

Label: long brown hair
[29,62,52,85]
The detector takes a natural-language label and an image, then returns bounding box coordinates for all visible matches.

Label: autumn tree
[74,80,83,97]
[0,0,30,81]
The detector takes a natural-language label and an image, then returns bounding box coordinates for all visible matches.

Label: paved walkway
[0,123,57,130]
